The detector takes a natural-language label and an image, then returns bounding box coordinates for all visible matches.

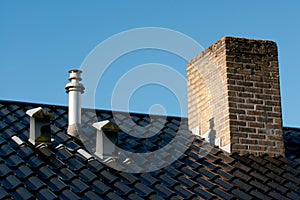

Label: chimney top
[68,69,83,81]
[187,36,284,157]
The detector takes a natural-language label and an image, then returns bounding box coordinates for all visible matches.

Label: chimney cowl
[66,69,85,138]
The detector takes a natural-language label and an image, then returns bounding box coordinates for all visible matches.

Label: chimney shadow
[208,118,216,145]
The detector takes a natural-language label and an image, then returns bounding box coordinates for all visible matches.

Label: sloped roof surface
[0,100,300,199]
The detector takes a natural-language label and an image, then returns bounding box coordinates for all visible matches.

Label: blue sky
[0,1,299,127]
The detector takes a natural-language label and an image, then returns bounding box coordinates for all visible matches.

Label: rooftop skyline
[1,1,299,127]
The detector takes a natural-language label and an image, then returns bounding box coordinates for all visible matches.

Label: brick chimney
[187,36,285,157]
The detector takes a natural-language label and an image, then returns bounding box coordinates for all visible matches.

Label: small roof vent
[93,120,119,159]
[26,107,53,146]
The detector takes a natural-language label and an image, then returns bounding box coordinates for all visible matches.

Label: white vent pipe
[65,69,85,137]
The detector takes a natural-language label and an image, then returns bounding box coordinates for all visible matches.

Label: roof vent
[65,69,85,138]
[93,120,119,159]
[26,107,53,146]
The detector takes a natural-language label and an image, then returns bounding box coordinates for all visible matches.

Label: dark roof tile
[105,191,124,200]
[268,190,290,200]
[177,175,198,189]
[249,161,269,174]
[173,185,196,199]
[1,129,16,139]
[282,172,300,185]
[214,177,235,191]
[195,176,216,190]
[78,168,97,183]
[232,153,253,165]
[114,181,134,196]
[266,171,286,183]
[11,123,26,132]
[65,140,81,151]
[198,167,219,180]
[249,171,269,183]
[264,156,285,166]
[286,191,300,199]
[148,194,165,200]
[216,152,235,164]
[57,167,77,182]
[86,159,105,173]
[265,162,285,175]
[4,114,18,124]
[5,154,24,168]
[1,174,23,190]
[283,181,300,194]
[180,166,199,179]
[48,177,68,192]
[233,170,252,182]
[250,189,272,200]
[158,173,179,188]
[48,156,65,170]
[215,160,235,173]
[249,180,270,193]
[55,132,71,144]
[100,170,119,184]
[0,144,15,157]
[133,182,156,197]
[0,121,9,130]
[17,145,34,159]
[0,136,6,146]
[82,190,101,200]
[56,147,74,161]
[212,187,235,200]
[12,186,35,200]
[35,188,57,200]
[216,168,234,181]
[91,180,112,196]
[0,100,300,199]
[0,163,13,177]
[70,178,90,194]
[15,164,34,180]
[27,156,44,170]
[37,165,56,180]
[233,161,252,173]
[153,183,175,198]
[267,181,289,194]
[0,187,10,199]
[25,176,46,191]
[231,188,254,200]
[193,187,216,199]
[232,179,253,192]
[164,166,182,178]
[7,105,20,112]
[140,173,160,186]
[119,172,140,185]
[59,189,80,200]
[65,158,85,172]
[50,124,61,134]
[0,107,10,117]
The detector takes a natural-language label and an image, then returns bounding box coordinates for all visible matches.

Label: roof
[0,99,300,200]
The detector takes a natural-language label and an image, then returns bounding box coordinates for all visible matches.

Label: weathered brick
[187,36,284,157]
[240,138,258,145]
[248,134,266,139]
[249,145,267,151]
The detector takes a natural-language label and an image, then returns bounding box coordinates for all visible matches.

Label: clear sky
[0,1,299,127]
